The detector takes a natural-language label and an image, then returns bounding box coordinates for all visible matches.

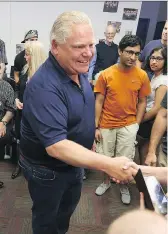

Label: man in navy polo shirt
[19,11,137,234]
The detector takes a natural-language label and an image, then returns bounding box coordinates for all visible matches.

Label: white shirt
[146,74,167,112]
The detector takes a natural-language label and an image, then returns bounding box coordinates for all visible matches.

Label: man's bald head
[107,210,167,234]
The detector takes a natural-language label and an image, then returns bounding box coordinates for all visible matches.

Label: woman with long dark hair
[138,47,167,165]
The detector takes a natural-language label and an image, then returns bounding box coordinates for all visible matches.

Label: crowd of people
[0,10,167,234]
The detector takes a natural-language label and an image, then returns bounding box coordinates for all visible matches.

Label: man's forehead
[106,26,116,33]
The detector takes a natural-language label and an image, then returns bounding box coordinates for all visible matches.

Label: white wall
[0,1,142,73]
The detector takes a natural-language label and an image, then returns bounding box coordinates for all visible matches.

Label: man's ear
[118,48,122,56]
[51,40,59,55]
[104,32,106,37]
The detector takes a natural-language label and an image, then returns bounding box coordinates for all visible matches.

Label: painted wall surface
[139,1,167,44]
[0,1,142,73]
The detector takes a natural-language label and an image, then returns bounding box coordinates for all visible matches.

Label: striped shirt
[0,80,15,120]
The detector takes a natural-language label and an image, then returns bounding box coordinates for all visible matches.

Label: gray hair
[50,11,92,44]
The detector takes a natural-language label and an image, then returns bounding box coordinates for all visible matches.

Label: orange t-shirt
[94,64,151,128]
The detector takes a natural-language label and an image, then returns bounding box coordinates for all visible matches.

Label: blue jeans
[19,156,83,234]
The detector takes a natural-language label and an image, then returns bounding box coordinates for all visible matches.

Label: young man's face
[52,24,95,76]
[119,45,141,68]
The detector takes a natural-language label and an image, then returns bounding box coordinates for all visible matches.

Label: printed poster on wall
[16,44,25,55]
[122,8,138,20]
[103,1,119,13]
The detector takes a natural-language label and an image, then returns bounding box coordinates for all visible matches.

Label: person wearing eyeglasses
[137,21,167,73]
[94,35,151,204]
[92,24,118,82]
[137,47,167,166]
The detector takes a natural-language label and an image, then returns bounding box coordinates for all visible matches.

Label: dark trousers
[19,156,83,234]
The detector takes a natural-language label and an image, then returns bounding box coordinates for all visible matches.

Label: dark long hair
[143,47,167,75]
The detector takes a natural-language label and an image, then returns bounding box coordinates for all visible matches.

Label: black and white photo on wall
[16,44,24,55]
[107,21,121,33]
[103,1,119,13]
[122,8,138,20]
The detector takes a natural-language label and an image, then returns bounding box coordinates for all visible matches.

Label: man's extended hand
[106,157,138,183]
[145,152,157,167]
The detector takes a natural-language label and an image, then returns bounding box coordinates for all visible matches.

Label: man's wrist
[0,120,7,126]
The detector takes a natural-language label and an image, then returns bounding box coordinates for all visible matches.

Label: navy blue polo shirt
[20,52,95,170]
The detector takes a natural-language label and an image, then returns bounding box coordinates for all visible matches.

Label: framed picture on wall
[122,8,138,20]
[16,44,24,55]
[107,21,121,33]
[103,1,119,13]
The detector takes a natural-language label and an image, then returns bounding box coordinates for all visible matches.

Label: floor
[0,161,140,234]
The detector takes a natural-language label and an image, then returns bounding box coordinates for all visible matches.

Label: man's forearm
[95,101,103,127]
[47,139,112,172]
[136,100,146,124]
[140,165,167,184]
[2,111,14,123]
[148,108,167,153]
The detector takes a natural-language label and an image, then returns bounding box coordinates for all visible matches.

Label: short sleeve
[94,74,107,96]
[161,92,167,109]
[24,87,68,147]
[155,76,167,89]
[139,72,151,98]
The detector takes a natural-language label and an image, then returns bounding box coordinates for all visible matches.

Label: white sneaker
[95,182,111,196]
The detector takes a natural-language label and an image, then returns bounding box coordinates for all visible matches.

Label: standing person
[19,11,136,234]
[11,41,47,179]
[93,25,118,81]
[137,47,167,164]
[138,21,167,69]
[94,35,151,204]
[0,39,8,80]
[14,30,38,86]
[0,51,15,187]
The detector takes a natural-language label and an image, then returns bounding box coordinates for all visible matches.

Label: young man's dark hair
[143,47,167,75]
[119,35,142,51]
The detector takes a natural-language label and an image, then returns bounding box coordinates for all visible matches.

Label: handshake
[104,156,141,184]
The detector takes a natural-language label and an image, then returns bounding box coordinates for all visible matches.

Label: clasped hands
[107,157,139,184]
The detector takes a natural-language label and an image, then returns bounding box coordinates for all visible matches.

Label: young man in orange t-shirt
[94,35,151,204]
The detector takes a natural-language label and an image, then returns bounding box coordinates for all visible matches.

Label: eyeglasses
[123,50,140,57]
[149,56,164,62]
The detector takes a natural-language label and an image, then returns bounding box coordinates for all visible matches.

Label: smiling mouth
[78,61,89,64]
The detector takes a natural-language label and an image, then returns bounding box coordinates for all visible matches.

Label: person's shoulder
[133,66,148,79]
[0,39,5,46]
[30,59,62,92]
[0,79,13,91]
[112,42,118,48]
[101,64,117,77]
[15,50,25,60]
[145,39,161,49]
